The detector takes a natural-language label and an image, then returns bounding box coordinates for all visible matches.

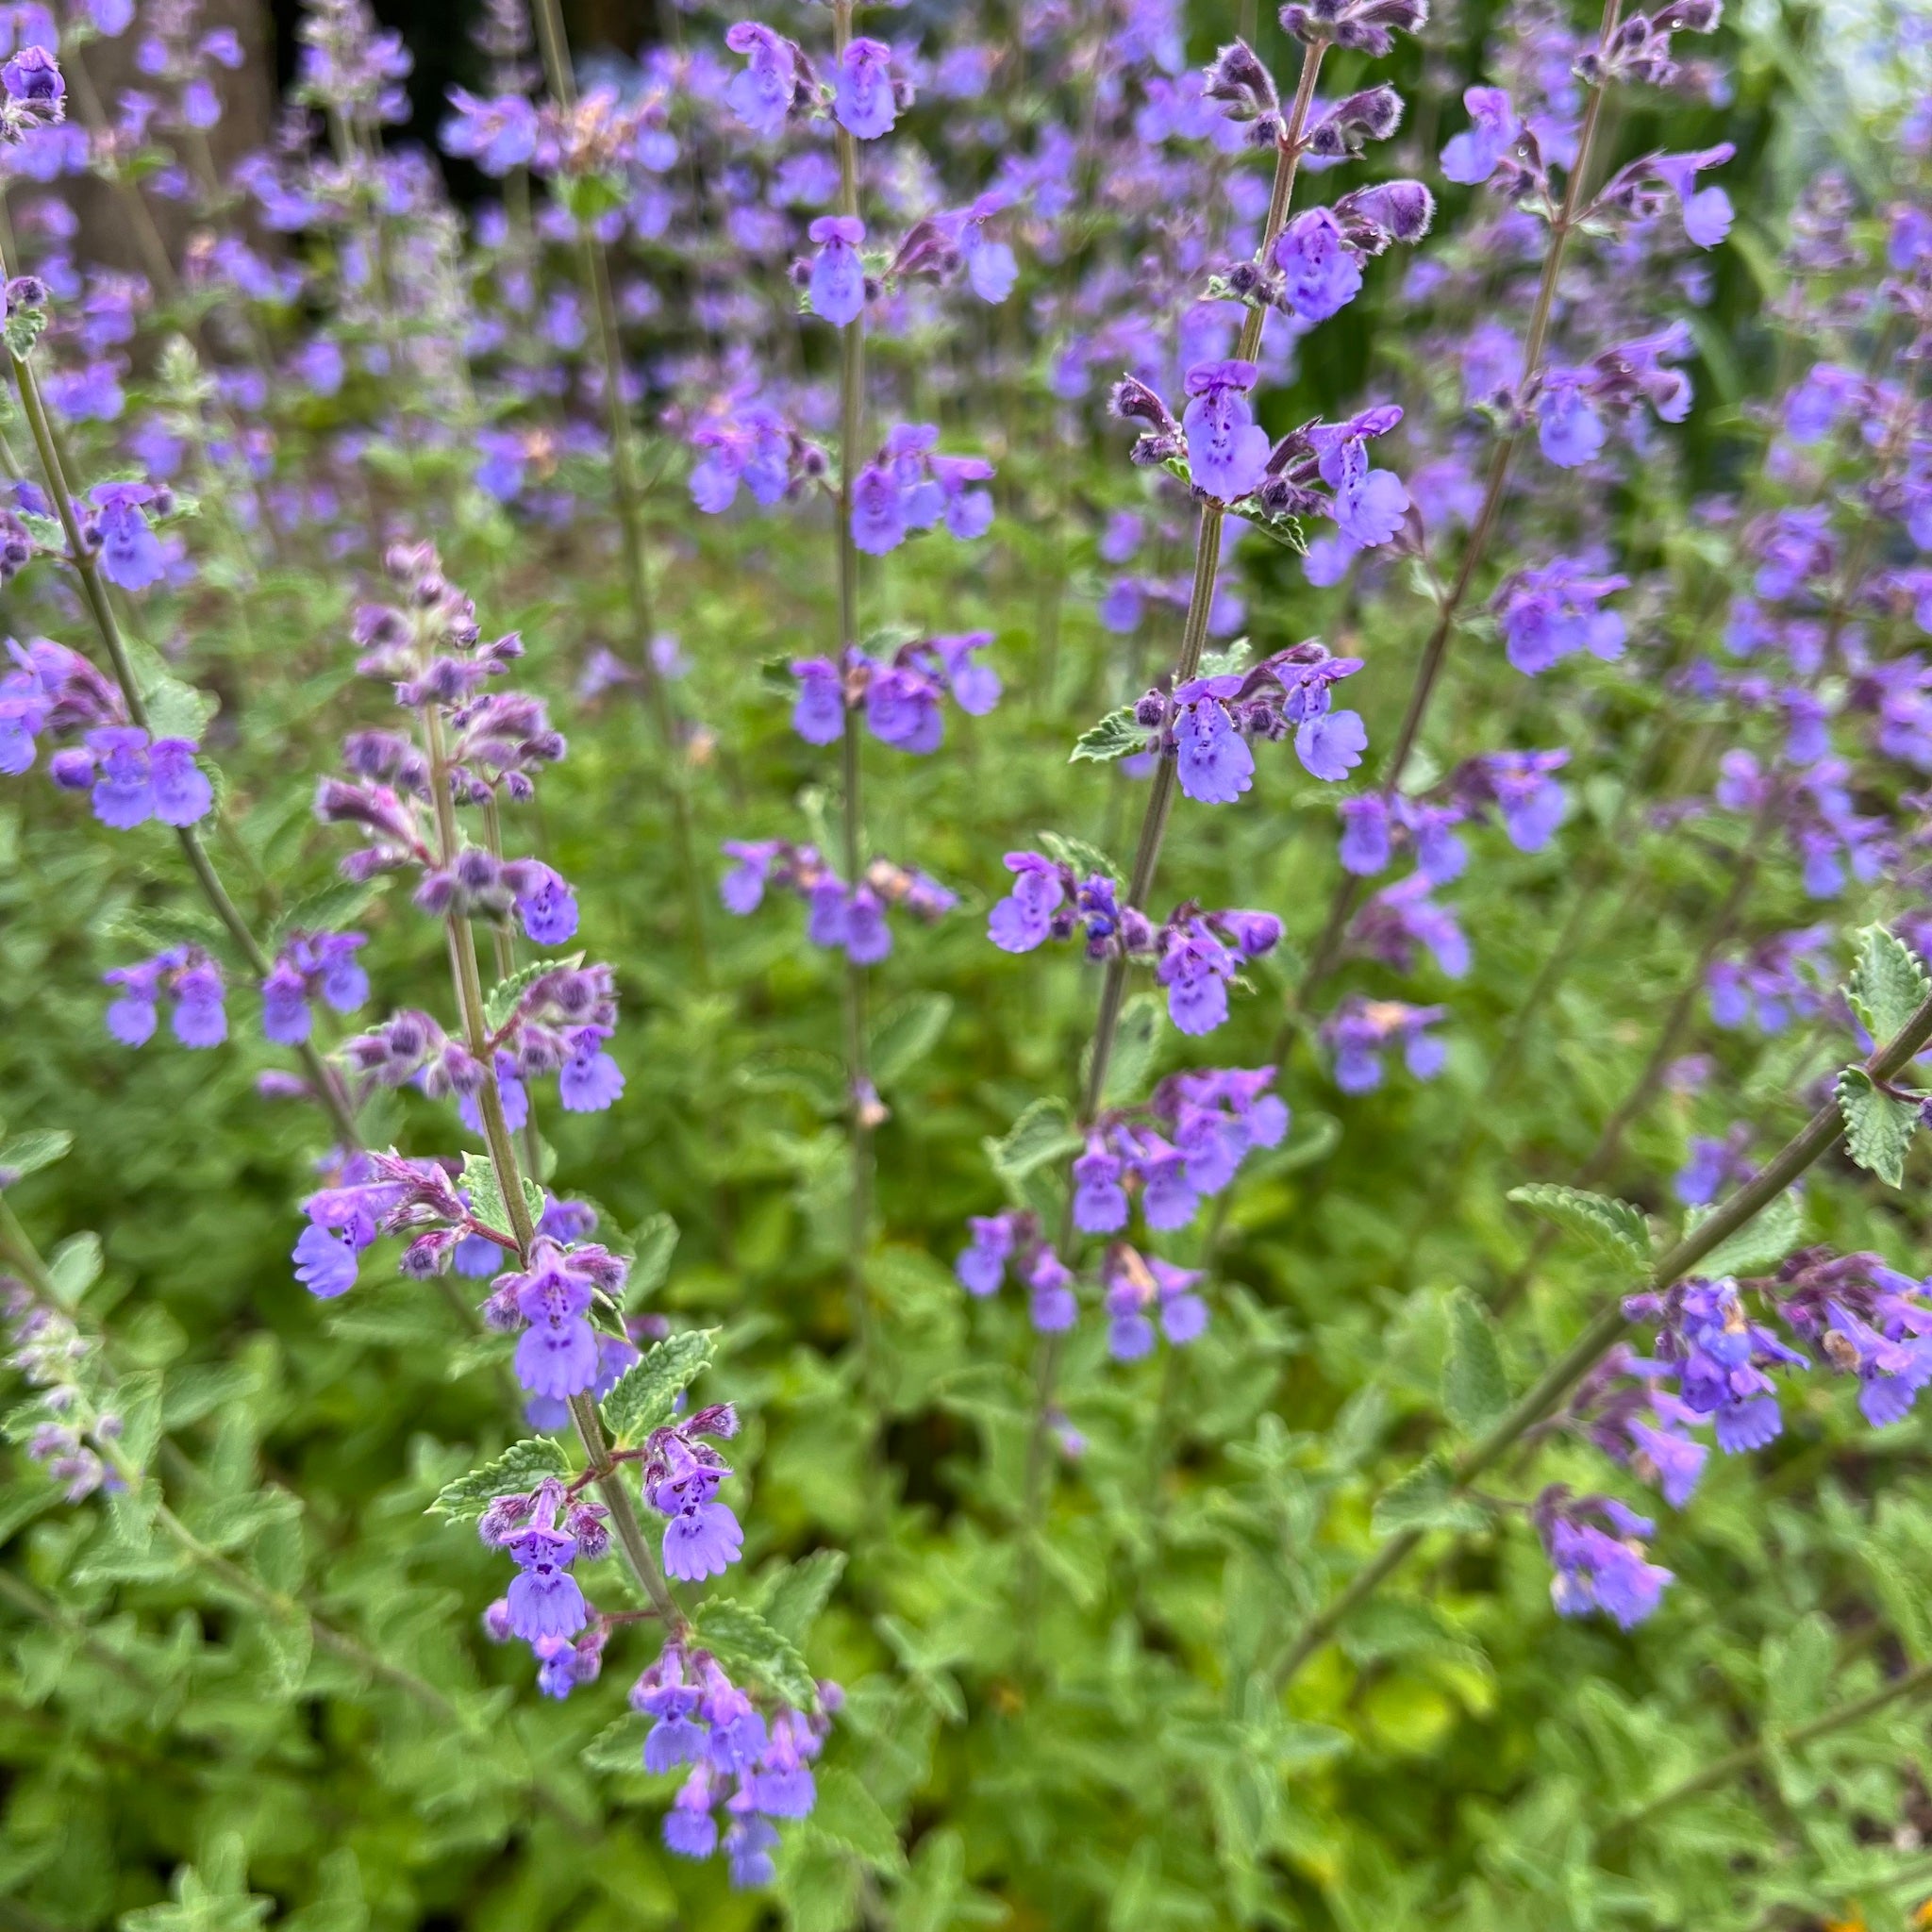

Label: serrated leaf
[1837,1066,1920,1189]
[870,992,954,1086]
[0,1128,72,1180]
[1037,830,1120,882]
[754,1548,847,1648]
[581,1711,650,1773]
[986,1098,1083,1191]
[458,1152,542,1241]
[1099,992,1163,1108]
[46,1230,102,1307]
[1196,637,1253,679]
[485,952,583,1031]
[268,879,381,945]
[427,1437,571,1522]
[1069,706,1145,764]
[805,1765,906,1873]
[1507,1183,1651,1272]
[1847,924,1930,1044]
[626,1212,678,1307]
[1370,1459,1490,1538]
[142,670,220,744]
[1441,1290,1509,1435]
[691,1598,816,1708]
[600,1329,717,1444]
[1687,1189,1805,1278]
[118,1370,163,1473]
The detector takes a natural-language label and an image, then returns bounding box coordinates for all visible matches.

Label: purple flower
[850,463,906,555]
[559,1035,625,1112]
[1274,208,1364,323]
[988,854,1064,953]
[1651,143,1736,248]
[1295,708,1368,782]
[724,23,800,138]
[1541,1494,1673,1629]
[1181,360,1271,503]
[1440,87,1519,185]
[834,38,900,141]
[1494,559,1629,675]
[505,1526,588,1641]
[720,841,780,915]
[1027,1248,1077,1332]
[440,88,538,175]
[807,215,866,327]
[85,726,155,827]
[1174,685,1255,804]
[148,739,212,826]
[1339,795,1391,875]
[292,1222,358,1299]
[1072,1137,1128,1233]
[663,1499,744,1580]
[955,1213,1015,1295]
[1158,920,1238,1036]
[89,482,166,591]
[1537,375,1607,469]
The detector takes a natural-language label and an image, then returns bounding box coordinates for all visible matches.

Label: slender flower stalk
[830,0,876,1377]
[420,675,691,1642]
[0,316,361,1150]
[1297,0,1625,1003]
[1018,33,1328,1606]
[1267,978,1932,1692]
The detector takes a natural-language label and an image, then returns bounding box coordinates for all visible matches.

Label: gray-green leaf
[1837,1066,1921,1189]
[1507,1183,1651,1272]
[600,1328,717,1444]
[870,992,955,1086]
[691,1597,816,1708]
[1370,1459,1490,1538]
[1069,707,1146,764]
[1441,1290,1509,1435]
[427,1438,571,1522]
[1687,1189,1805,1278]
[1847,924,1930,1045]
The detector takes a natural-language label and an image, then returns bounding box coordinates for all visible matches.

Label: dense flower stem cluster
[1018,33,1329,1624]
[1267,974,1932,1693]
[1296,0,1626,1005]
[0,247,361,1146]
[831,0,877,1376]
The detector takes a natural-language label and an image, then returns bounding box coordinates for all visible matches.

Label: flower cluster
[1492,558,1629,676]
[478,1474,611,1688]
[987,852,1282,1034]
[260,932,371,1045]
[1535,1489,1674,1630]
[639,1406,744,1582]
[790,633,1000,753]
[720,840,956,963]
[341,960,625,1126]
[687,395,825,515]
[1320,994,1447,1093]
[477,1233,632,1406]
[104,947,226,1049]
[849,424,995,555]
[1136,638,1369,799]
[631,1644,838,1886]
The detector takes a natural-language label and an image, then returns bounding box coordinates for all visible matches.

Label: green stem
[1295,0,1624,1006]
[3,338,361,1147]
[422,698,689,1641]
[832,0,876,1378]
[1269,979,1932,1690]
[1017,38,1327,1640]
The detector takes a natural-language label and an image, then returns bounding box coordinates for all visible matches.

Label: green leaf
[1069,706,1145,764]
[600,1328,717,1444]
[1836,1066,1920,1190]
[625,1211,678,1307]
[754,1548,847,1647]
[985,1098,1084,1191]
[1847,924,1930,1044]
[3,302,46,358]
[142,669,220,744]
[1370,1459,1490,1538]
[266,879,381,946]
[0,1128,72,1180]
[691,1598,816,1709]
[1196,637,1253,680]
[118,1370,163,1473]
[458,1151,543,1241]
[870,992,955,1086]
[1037,830,1121,881]
[1507,1183,1651,1272]
[1099,992,1164,1108]
[580,1711,650,1774]
[1441,1290,1509,1435]
[45,1230,103,1307]
[427,1437,571,1523]
[805,1766,906,1873]
[484,953,583,1031]
[1687,1189,1805,1279]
